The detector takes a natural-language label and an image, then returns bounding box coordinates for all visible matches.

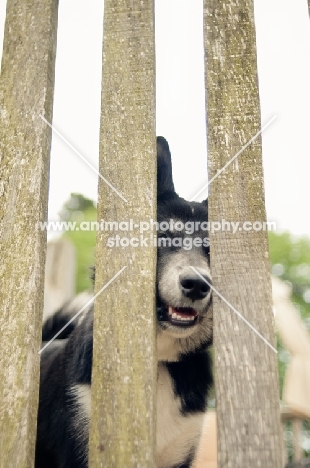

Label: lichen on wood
[204,1,283,466]
[88,1,157,467]
[0,1,58,466]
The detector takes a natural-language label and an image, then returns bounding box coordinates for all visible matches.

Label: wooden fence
[0,0,283,466]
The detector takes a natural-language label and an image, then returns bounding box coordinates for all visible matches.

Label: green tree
[59,193,96,220]
[60,193,97,293]
[269,231,310,323]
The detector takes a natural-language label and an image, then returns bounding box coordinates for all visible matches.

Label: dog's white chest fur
[156,363,203,467]
[73,364,203,468]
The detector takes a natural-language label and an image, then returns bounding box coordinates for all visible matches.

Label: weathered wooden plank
[203,1,283,466]
[88,1,156,466]
[0,1,58,466]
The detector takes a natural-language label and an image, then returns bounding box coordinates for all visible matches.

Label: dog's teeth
[168,308,197,323]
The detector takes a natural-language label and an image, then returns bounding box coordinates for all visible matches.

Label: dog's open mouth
[158,306,199,327]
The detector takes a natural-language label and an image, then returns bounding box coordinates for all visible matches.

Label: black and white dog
[35,137,213,468]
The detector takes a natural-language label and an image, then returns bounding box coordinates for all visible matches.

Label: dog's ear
[202,198,208,221]
[202,198,208,209]
[157,136,175,196]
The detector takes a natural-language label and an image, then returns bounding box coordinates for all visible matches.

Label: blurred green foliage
[269,231,310,322]
[60,193,97,293]
[269,231,310,395]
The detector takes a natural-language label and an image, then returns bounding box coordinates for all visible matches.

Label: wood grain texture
[88,1,157,466]
[203,1,283,466]
[0,0,58,466]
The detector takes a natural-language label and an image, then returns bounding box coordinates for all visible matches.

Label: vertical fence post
[0,0,58,466]
[88,1,156,466]
[204,1,283,466]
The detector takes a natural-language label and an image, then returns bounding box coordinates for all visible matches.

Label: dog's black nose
[179,272,210,300]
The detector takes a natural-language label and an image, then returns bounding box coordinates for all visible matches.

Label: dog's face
[156,137,213,359]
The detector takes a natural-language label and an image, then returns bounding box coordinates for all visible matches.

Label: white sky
[1,0,310,236]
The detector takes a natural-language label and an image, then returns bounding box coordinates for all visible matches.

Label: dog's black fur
[35,137,213,468]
